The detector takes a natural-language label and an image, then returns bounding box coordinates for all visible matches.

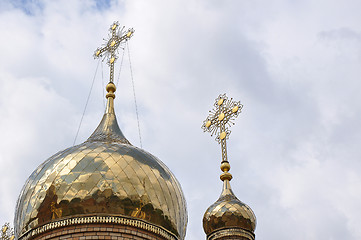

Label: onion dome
[203,162,256,240]
[203,175,256,238]
[14,82,188,239]
[201,94,256,240]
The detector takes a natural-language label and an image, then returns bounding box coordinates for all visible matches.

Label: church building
[13,22,256,240]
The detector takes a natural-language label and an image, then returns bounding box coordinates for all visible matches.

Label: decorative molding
[19,215,178,240]
[207,227,255,240]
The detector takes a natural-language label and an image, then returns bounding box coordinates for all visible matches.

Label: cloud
[1,0,361,240]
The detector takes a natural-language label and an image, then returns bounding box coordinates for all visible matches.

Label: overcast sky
[1,0,361,239]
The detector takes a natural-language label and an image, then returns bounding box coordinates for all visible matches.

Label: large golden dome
[14,82,187,239]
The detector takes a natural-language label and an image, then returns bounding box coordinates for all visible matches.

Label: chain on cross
[202,94,243,163]
[94,21,134,83]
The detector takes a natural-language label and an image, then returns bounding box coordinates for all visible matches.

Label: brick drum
[212,237,252,240]
[30,223,171,240]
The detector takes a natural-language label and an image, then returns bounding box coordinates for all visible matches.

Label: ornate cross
[1,223,14,240]
[202,94,243,164]
[94,21,134,83]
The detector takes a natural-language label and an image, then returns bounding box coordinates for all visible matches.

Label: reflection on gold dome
[203,180,256,235]
[15,130,187,239]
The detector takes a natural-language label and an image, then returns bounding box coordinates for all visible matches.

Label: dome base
[19,215,178,240]
[207,227,255,240]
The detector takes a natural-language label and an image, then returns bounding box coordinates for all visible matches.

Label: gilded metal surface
[15,138,187,239]
[203,180,256,235]
[88,84,130,145]
[19,215,178,240]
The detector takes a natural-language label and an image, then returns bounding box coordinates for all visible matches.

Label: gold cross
[202,94,243,164]
[94,21,134,83]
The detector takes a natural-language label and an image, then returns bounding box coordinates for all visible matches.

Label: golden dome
[14,82,187,239]
[201,94,256,239]
[203,179,256,236]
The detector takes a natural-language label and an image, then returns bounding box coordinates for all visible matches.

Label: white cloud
[0,0,361,239]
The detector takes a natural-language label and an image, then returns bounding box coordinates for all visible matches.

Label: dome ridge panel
[100,157,117,179]
[25,148,70,198]
[145,166,165,212]
[122,163,143,196]
[154,173,172,217]
[134,161,163,211]
[146,162,169,208]
[161,169,179,223]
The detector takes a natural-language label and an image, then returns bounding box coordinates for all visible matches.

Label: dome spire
[202,94,256,240]
[87,22,135,144]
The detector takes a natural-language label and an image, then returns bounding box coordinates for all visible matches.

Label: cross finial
[202,94,243,181]
[94,21,134,83]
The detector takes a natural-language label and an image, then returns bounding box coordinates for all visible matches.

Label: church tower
[14,22,187,240]
[201,94,256,240]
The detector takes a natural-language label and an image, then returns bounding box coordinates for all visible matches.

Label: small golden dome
[203,180,256,236]
[14,82,187,239]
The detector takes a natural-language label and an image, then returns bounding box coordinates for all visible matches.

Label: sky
[0,0,361,239]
